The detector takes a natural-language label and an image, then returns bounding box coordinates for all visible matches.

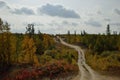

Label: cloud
[62,21,69,25]
[114,8,120,15]
[97,11,102,15]
[0,1,35,15]
[62,21,79,26]
[37,4,80,19]
[48,21,61,27]
[12,7,35,15]
[23,22,44,26]
[85,19,102,27]
[48,20,79,27]
[0,1,10,9]
[110,23,120,26]
[104,18,111,22]
[71,22,79,26]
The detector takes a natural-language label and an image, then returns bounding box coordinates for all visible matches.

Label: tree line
[62,24,120,54]
[80,24,120,53]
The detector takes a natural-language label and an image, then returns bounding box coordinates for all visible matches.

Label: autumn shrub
[2,59,78,80]
[85,50,120,71]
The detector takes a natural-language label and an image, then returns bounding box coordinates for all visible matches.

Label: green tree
[106,24,111,35]
[74,30,77,42]
[26,24,35,38]
[67,30,71,43]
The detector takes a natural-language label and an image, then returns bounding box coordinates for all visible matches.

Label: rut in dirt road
[57,36,120,80]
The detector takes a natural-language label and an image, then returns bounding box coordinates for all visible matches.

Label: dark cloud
[38,4,80,19]
[85,19,102,27]
[0,1,7,8]
[0,1,35,15]
[12,7,35,15]
[114,8,120,15]
[0,1,10,9]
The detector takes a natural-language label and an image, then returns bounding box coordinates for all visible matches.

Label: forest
[0,18,79,80]
[60,24,120,74]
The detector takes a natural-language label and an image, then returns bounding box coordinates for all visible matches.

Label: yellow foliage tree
[10,35,17,63]
[21,35,36,65]
[0,18,11,71]
[43,34,55,50]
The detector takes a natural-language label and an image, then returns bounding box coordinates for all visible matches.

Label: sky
[0,0,120,34]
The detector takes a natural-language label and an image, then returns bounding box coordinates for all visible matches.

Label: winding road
[57,36,120,80]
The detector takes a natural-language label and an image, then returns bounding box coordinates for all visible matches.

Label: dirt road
[57,36,120,80]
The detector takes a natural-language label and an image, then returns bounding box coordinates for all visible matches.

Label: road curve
[57,36,120,80]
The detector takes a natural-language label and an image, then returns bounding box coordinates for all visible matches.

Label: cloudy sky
[0,0,120,34]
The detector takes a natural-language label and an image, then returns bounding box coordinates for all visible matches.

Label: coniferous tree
[67,30,70,43]
[106,24,111,35]
[74,30,77,42]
